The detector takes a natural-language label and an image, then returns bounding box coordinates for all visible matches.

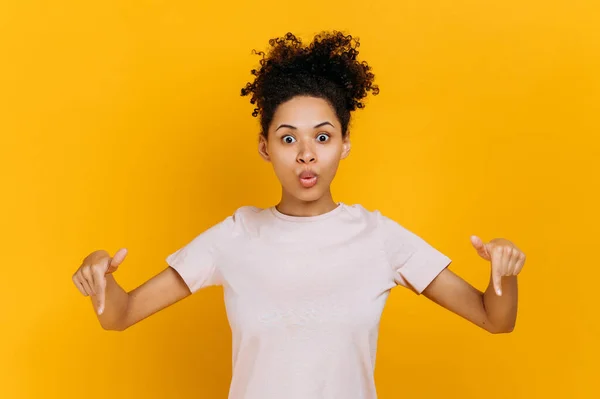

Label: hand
[470,236,526,296]
[72,248,128,314]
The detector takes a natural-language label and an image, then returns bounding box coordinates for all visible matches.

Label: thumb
[470,235,490,260]
[107,248,128,273]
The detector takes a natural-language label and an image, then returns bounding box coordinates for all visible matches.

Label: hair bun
[241,30,379,137]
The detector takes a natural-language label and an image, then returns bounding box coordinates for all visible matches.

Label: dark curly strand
[241,31,380,139]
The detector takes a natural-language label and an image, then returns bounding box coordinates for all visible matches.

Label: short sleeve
[377,212,452,294]
[166,216,233,293]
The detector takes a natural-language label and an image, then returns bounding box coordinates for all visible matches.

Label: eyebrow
[275,121,335,131]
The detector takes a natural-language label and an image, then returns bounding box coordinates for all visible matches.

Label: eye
[317,133,330,142]
[282,135,296,144]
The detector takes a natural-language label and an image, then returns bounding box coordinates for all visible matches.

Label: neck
[276,189,338,217]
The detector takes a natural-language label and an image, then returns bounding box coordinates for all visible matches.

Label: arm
[421,267,517,334]
[421,236,525,334]
[73,249,192,331]
[94,267,191,331]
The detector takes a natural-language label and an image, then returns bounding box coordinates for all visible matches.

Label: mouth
[299,175,318,188]
[298,171,318,188]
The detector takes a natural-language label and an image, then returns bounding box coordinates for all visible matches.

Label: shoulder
[219,205,269,237]
[342,203,387,225]
[344,204,419,244]
[231,205,263,220]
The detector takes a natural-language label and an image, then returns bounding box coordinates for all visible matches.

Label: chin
[294,186,328,203]
[295,191,321,202]
[282,184,319,202]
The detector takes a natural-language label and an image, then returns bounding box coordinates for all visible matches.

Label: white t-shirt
[166,202,452,399]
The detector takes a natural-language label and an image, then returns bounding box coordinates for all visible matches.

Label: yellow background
[1,0,598,398]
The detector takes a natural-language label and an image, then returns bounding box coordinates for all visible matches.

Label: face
[258,96,351,204]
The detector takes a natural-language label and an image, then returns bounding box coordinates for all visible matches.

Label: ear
[340,135,351,159]
[258,135,271,162]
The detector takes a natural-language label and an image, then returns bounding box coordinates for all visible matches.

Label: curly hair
[240,30,380,139]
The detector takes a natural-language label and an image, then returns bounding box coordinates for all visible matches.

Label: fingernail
[98,306,104,315]
[496,289,502,296]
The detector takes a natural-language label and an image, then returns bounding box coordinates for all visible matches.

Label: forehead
[271,96,338,127]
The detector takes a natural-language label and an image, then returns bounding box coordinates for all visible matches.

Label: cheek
[268,152,296,180]
[269,150,294,168]
[319,148,343,170]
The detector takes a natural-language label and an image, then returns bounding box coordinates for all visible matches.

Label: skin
[72,95,526,334]
[257,96,350,217]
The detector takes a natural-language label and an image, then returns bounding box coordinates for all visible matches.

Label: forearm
[91,274,130,331]
[483,272,518,333]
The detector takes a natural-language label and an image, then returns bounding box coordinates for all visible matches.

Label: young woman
[72,31,526,399]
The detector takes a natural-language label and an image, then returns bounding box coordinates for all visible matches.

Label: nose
[297,142,316,164]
